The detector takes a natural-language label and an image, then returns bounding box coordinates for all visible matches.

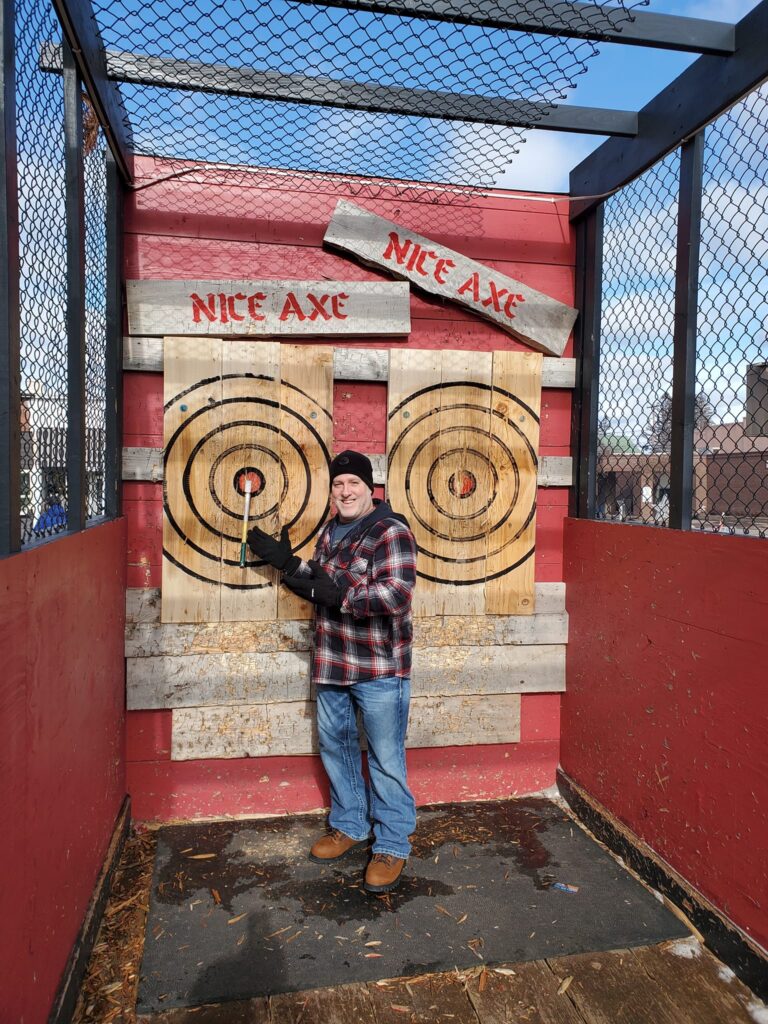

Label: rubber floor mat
[137,797,689,1012]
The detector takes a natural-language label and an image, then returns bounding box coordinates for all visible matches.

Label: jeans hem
[372,845,411,859]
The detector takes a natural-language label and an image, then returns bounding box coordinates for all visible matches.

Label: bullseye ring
[387,381,538,585]
[162,373,330,590]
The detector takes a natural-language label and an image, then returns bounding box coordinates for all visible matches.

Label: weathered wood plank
[127,650,312,710]
[549,947,693,1024]
[162,336,223,623]
[125,610,567,658]
[276,344,334,621]
[122,335,577,388]
[367,973,476,1022]
[485,349,542,614]
[126,581,565,624]
[538,456,573,488]
[324,201,578,356]
[126,616,313,657]
[270,982,376,1024]
[465,959,587,1024]
[170,693,521,759]
[126,279,411,337]
[126,587,162,624]
[123,446,571,488]
[126,643,565,710]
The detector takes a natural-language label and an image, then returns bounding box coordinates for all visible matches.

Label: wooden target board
[387,348,542,616]
[162,339,332,623]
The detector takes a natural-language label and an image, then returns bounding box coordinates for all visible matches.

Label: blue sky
[499,0,760,192]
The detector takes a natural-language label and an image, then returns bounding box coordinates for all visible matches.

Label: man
[247,451,418,894]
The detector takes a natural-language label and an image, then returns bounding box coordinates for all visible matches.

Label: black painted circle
[426,448,499,522]
[162,377,331,588]
[387,380,538,584]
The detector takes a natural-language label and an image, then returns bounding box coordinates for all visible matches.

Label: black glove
[283,560,346,609]
[247,524,299,573]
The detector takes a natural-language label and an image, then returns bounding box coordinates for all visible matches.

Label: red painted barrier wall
[562,519,768,952]
[125,158,574,820]
[1,520,127,1023]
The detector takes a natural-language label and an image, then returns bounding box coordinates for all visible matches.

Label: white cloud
[493,130,602,194]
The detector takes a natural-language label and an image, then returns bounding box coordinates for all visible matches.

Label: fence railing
[1,0,121,555]
[577,78,768,539]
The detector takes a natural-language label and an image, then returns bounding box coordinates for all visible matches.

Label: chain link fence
[15,0,113,545]
[17,0,68,544]
[593,79,768,539]
[90,0,647,191]
[695,81,768,537]
[84,105,109,522]
[596,151,680,528]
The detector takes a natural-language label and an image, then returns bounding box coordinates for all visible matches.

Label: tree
[646,390,714,452]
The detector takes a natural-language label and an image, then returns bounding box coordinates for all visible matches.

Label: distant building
[21,384,106,541]
[597,419,768,524]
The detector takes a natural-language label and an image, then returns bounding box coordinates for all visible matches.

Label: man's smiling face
[331,473,374,523]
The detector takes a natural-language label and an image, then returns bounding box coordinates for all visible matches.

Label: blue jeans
[316,675,416,859]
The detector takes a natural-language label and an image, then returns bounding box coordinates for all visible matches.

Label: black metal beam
[50,0,132,181]
[570,0,768,216]
[668,132,703,532]
[63,40,86,533]
[294,0,735,54]
[0,0,19,556]
[573,204,604,520]
[40,44,638,137]
[104,149,122,519]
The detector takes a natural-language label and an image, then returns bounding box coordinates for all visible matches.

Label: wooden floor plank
[367,972,479,1023]
[628,942,760,1024]
[269,981,375,1024]
[137,998,269,1023]
[543,948,698,1024]
[465,961,587,1024]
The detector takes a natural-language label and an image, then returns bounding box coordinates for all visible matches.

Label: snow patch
[718,965,736,983]
[747,1000,768,1024]
[668,937,702,959]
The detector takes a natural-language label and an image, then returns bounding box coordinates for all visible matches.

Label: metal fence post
[573,203,604,519]
[63,38,86,532]
[0,0,20,556]
[669,132,704,531]
[104,148,122,519]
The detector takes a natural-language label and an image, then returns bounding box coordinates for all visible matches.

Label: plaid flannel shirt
[291,501,417,686]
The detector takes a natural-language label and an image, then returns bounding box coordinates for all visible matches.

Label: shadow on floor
[137,797,689,1014]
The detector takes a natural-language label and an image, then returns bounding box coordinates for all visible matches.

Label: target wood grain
[161,339,332,623]
[386,348,443,617]
[387,348,542,616]
[219,341,280,622]
[162,336,222,623]
[438,350,493,616]
[486,350,542,614]
[277,345,333,620]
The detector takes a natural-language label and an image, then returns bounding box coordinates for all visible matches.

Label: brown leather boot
[364,853,406,893]
[309,829,369,863]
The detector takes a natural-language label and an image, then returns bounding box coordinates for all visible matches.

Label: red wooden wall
[124,157,574,820]
[1,521,127,1023]
[562,519,768,953]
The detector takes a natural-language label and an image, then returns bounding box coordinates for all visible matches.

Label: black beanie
[329,450,374,492]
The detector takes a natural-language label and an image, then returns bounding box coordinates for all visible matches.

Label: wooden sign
[162,338,332,624]
[324,200,577,357]
[386,348,542,617]
[127,279,411,337]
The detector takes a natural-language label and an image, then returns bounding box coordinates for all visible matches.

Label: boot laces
[372,853,396,865]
